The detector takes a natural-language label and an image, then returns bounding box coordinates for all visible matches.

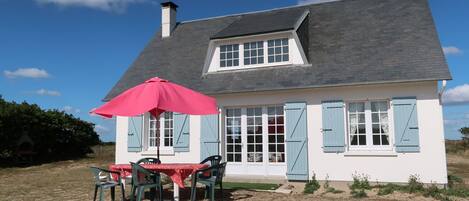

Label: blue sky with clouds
[0,0,468,141]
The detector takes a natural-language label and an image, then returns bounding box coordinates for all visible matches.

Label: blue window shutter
[173,113,190,152]
[322,100,346,153]
[200,114,219,160]
[392,97,420,152]
[128,116,143,152]
[285,102,309,181]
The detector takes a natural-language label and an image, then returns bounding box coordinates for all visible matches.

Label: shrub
[0,97,100,166]
[407,174,424,193]
[323,175,344,194]
[377,183,401,195]
[447,174,464,188]
[349,173,370,198]
[304,174,320,194]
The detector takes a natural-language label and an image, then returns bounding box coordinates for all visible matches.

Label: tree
[0,96,100,166]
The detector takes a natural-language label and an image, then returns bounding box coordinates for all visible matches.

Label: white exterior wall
[115,115,202,164]
[114,81,447,184]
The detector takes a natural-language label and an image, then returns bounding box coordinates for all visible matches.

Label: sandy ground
[0,145,467,201]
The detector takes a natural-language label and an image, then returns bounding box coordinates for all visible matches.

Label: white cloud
[94,124,110,135]
[3,68,50,79]
[62,105,81,114]
[35,89,61,96]
[298,0,340,5]
[35,0,151,13]
[442,46,463,55]
[443,84,469,105]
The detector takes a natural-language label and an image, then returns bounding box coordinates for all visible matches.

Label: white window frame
[144,112,174,152]
[224,105,286,164]
[346,100,394,151]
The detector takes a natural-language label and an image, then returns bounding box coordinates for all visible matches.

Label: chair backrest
[130,162,155,185]
[90,167,110,184]
[137,157,161,165]
[200,155,222,166]
[214,162,227,184]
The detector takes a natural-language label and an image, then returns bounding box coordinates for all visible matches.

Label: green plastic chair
[199,155,222,166]
[130,162,163,201]
[190,162,227,201]
[135,157,163,200]
[90,167,125,201]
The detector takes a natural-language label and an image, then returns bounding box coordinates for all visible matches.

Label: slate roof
[211,8,306,39]
[104,0,451,101]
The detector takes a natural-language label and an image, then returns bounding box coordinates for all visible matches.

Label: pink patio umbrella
[91,77,218,157]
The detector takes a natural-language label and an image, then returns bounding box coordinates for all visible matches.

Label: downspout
[438,80,447,105]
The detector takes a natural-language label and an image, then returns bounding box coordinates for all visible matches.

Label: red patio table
[109,163,209,201]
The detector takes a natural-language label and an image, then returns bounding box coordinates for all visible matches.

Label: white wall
[114,81,447,184]
[115,115,202,164]
[214,81,447,184]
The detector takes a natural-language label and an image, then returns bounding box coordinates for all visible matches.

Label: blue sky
[0,0,468,142]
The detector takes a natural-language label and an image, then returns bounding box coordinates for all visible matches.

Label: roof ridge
[179,2,318,24]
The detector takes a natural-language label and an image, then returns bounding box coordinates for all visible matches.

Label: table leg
[173,182,179,201]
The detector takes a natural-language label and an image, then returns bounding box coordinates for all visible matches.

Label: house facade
[106,0,451,184]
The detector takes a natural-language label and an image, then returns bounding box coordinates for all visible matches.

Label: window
[226,108,242,162]
[244,41,264,65]
[268,38,289,63]
[247,107,263,162]
[267,106,285,163]
[347,101,390,148]
[220,44,239,67]
[148,112,173,149]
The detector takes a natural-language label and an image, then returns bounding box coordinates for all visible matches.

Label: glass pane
[244,43,250,49]
[220,61,226,67]
[268,56,274,63]
[244,58,250,65]
[233,44,239,50]
[269,135,275,143]
[282,38,288,45]
[221,45,226,52]
[248,145,254,152]
[269,153,276,162]
[255,135,262,143]
[381,125,389,133]
[351,135,358,145]
[382,135,390,145]
[269,144,276,152]
[255,153,263,162]
[256,145,262,152]
[277,126,284,133]
[283,46,289,53]
[235,154,241,162]
[277,144,284,152]
[373,135,381,145]
[233,59,239,66]
[255,117,262,124]
[268,126,275,134]
[275,47,281,54]
[258,57,264,64]
[358,135,366,145]
[380,113,388,123]
[359,114,365,123]
[227,145,233,152]
[372,113,379,123]
[227,154,233,162]
[227,45,232,51]
[282,54,289,61]
[247,136,254,143]
[268,48,274,55]
[233,52,239,58]
[235,145,241,152]
[268,40,274,47]
[251,58,257,64]
[277,116,284,124]
[226,127,232,134]
[247,117,254,125]
[275,39,281,46]
[275,55,282,62]
[372,124,380,134]
[277,135,284,143]
[268,107,275,115]
[358,124,366,134]
[268,117,275,124]
[247,153,254,162]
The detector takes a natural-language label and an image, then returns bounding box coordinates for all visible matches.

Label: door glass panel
[225,108,242,162]
[246,107,263,163]
[267,106,285,163]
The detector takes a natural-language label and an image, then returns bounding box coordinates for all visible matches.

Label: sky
[0,0,468,142]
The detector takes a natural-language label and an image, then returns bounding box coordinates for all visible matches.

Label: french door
[224,106,287,176]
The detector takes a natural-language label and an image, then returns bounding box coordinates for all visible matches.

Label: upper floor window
[148,112,174,149]
[268,38,289,63]
[220,44,239,67]
[347,101,390,149]
[244,41,264,65]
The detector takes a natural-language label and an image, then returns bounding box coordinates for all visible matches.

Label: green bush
[349,174,370,198]
[377,183,401,195]
[407,174,424,193]
[0,96,100,166]
[323,175,344,194]
[304,174,320,194]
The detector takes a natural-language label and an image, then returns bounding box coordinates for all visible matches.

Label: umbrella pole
[157,147,160,159]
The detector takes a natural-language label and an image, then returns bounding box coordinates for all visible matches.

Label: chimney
[161,1,178,38]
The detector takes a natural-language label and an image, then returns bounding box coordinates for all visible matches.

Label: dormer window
[206,32,308,73]
[244,41,264,65]
[268,38,289,63]
[220,44,239,67]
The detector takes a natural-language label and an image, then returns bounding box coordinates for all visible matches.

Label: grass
[217,182,280,191]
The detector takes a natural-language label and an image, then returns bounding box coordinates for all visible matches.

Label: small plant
[423,184,442,199]
[322,175,344,194]
[349,173,370,198]
[407,174,424,193]
[447,174,463,188]
[377,183,400,195]
[304,173,320,194]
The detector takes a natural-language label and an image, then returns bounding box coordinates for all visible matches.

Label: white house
[104,0,451,184]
